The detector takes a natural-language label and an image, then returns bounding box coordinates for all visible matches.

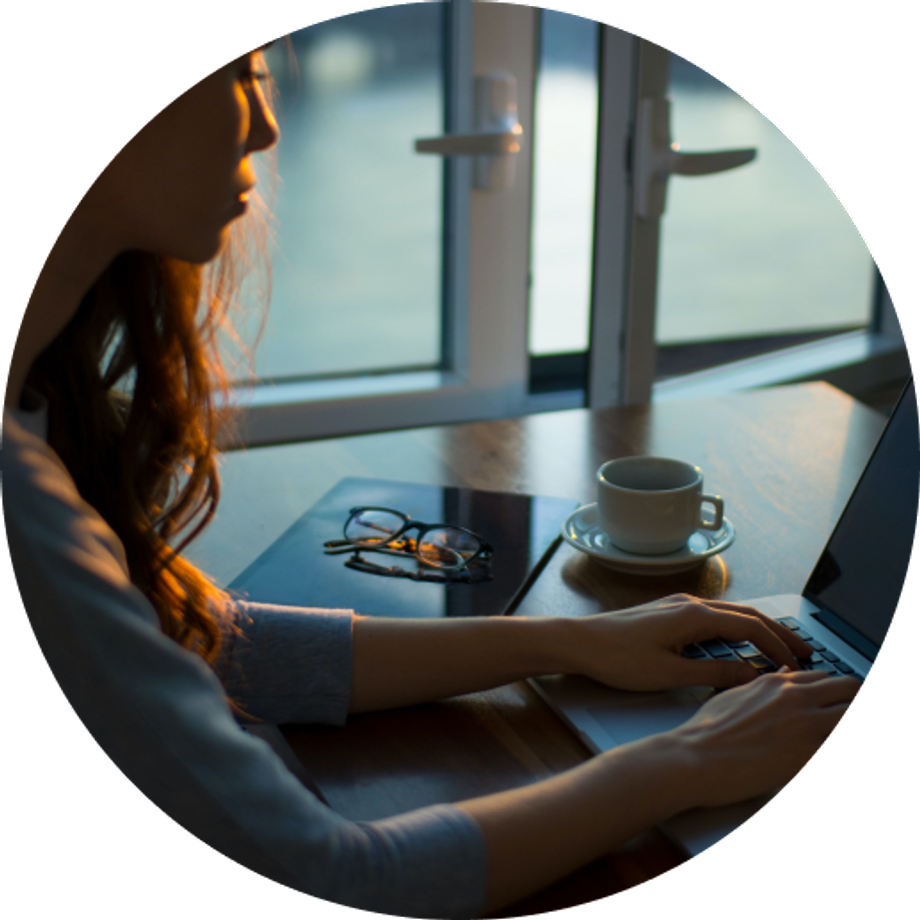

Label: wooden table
[189,383,885,915]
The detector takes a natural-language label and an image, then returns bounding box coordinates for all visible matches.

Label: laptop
[531,378,919,856]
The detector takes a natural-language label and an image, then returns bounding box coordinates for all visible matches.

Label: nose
[245,81,280,154]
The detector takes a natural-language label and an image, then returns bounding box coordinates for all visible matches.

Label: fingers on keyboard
[682,616,860,681]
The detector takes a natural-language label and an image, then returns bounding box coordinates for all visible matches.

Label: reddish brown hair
[26,190,273,663]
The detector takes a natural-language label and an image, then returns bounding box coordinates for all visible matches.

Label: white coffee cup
[596,456,724,556]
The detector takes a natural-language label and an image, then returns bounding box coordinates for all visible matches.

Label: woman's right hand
[459,667,860,915]
[669,669,861,810]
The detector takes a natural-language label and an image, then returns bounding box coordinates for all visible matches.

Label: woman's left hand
[567,593,814,691]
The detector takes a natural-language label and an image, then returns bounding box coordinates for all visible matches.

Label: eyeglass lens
[345,509,405,545]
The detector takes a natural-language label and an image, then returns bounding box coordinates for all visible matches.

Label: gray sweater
[2,405,487,918]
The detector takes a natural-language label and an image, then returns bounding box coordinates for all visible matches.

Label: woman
[3,46,859,918]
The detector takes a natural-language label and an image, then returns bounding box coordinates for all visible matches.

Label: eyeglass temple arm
[325,543,416,557]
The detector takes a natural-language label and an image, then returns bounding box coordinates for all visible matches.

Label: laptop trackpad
[586,685,715,746]
[532,675,716,751]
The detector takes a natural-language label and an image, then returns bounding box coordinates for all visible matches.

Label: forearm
[350,615,578,713]
[458,732,694,914]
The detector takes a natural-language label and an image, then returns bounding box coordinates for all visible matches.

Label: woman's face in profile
[90,50,279,264]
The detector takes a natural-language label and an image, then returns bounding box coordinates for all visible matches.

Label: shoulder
[3,410,84,512]
[3,408,136,611]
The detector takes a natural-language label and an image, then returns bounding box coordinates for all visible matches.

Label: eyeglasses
[324,506,494,574]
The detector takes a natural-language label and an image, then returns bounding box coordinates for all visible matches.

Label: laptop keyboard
[682,616,858,678]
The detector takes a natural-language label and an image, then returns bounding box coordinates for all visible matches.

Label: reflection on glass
[230,477,576,619]
[528,9,599,356]
[656,54,874,357]
[246,4,445,382]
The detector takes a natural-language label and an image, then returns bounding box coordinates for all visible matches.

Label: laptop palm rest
[530,673,775,856]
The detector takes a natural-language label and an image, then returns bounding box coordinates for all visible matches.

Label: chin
[176,230,231,266]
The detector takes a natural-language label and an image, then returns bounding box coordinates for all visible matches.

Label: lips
[227,194,249,218]
[227,183,254,213]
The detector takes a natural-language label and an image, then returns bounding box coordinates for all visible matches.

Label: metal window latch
[415,74,523,190]
[634,97,757,219]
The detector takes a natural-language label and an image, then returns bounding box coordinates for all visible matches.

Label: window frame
[221,1,541,448]
[652,273,909,402]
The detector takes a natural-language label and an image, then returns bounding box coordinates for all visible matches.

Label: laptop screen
[804,379,919,660]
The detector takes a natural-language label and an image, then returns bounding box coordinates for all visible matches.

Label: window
[587,28,905,408]
[254,4,445,382]
[224,4,905,447]
[528,9,599,361]
[227,1,541,448]
[654,52,876,381]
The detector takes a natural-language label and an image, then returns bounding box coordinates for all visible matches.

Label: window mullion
[586,26,640,408]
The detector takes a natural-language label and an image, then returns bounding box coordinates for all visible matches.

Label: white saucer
[560,504,735,575]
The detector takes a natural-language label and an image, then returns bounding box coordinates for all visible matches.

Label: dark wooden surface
[194,383,886,914]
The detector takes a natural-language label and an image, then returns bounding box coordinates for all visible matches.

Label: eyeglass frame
[323,506,494,571]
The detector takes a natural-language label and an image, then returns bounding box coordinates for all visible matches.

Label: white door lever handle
[635,97,757,218]
[415,127,522,157]
[670,148,756,176]
[414,74,523,190]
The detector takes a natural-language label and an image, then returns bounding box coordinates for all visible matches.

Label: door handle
[415,129,522,157]
[415,74,523,190]
[635,97,756,218]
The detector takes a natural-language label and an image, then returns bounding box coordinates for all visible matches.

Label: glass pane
[528,8,599,357]
[248,4,445,382]
[655,53,875,373]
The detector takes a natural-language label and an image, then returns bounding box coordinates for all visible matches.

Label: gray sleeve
[2,417,489,918]
[216,600,354,726]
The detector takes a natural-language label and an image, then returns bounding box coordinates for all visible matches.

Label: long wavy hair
[26,188,273,666]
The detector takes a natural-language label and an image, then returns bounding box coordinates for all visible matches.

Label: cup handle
[699,494,724,531]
